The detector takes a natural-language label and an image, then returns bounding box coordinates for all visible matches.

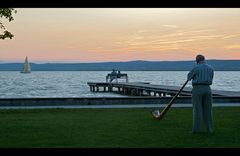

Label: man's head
[196,54,205,64]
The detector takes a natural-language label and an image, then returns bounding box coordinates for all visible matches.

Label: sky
[1,8,240,63]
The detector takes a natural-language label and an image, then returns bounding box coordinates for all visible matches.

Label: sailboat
[21,56,31,73]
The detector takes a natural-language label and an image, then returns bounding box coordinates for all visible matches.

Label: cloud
[224,44,240,49]
[183,29,216,34]
[161,24,179,28]
[221,34,240,39]
[151,39,197,45]
[121,27,240,53]
[66,46,76,49]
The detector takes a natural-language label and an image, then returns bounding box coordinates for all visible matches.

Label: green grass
[0,107,240,148]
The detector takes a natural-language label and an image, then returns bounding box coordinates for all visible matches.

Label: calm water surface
[0,71,239,98]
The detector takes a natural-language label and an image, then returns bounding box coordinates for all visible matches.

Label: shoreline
[1,103,240,109]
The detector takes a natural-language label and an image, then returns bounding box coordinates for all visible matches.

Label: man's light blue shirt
[187,61,214,85]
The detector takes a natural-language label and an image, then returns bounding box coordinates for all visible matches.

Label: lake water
[0,71,239,98]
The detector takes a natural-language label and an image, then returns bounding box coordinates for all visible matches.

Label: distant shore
[0,60,240,71]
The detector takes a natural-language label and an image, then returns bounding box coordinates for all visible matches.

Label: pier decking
[87,82,240,97]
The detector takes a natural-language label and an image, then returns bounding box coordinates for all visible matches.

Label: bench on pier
[106,72,128,83]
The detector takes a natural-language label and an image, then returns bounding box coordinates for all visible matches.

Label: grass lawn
[0,107,239,148]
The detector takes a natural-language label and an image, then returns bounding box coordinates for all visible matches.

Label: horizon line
[1,59,240,64]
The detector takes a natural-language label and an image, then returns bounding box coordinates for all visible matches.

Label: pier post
[136,89,140,96]
[170,93,175,97]
[108,85,113,92]
[131,89,134,96]
[127,88,131,95]
[123,88,126,95]
[154,92,157,96]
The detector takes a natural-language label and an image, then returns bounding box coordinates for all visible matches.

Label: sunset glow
[1,8,240,63]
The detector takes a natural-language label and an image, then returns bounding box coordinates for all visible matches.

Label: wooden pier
[87,82,240,97]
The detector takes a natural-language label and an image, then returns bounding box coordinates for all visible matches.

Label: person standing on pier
[110,69,117,82]
[187,54,214,133]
